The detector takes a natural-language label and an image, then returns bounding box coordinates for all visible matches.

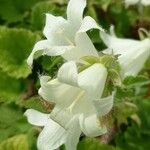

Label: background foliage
[0,0,150,149]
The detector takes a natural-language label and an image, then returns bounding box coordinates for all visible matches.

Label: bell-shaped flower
[125,0,150,7]
[25,62,114,150]
[100,27,150,78]
[27,0,103,66]
[39,61,114,135]
[25,108,81,150]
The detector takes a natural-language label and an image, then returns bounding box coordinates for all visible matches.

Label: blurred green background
[0,0,150,149]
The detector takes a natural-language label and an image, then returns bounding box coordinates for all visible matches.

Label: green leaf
[136,98,150,134]
[0,104,22,126]
[0,70,24,102]
[115,97,150,150]
[78,138,120,150]
[0,103,32,142]
[0,134,29,150]
[0,26,40,78]
[31,1,66,30]
[41,56,63,77]
[115,87,134,101]
[99,54,121,73]
[123,75,150,88]
[114,102,137,125]
[0,0,44,23]
[116,123,150,150]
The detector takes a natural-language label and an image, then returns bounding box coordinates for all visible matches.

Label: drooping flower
[125,0,150,7]
[25,61,114,150]
[39,61,114,136]
[100,27,150,78]
[25,108,81,150]
[27,0,103,66]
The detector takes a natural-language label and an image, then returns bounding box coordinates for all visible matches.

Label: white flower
[100,27,150,77]
[39,61,114,137]
[27,0,103,66]
[24,109,81,150]
[125,0,150,7]
[25,62,114,150]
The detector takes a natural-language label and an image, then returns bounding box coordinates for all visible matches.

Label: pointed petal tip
[79,114,107,137]
[24,109,49,126]
[24,109,32,117]
[67,0,86,24]
[93,92,115,117]
[39,75,51,82]
[27,54,33,67]
[78,16,104,34]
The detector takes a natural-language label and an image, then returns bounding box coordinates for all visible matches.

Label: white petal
[46,45,74,55]
[79,114,107,137]
[38,76,67,103]
[62,33,98,61]
[57,61,78,86]
[24,109,49,126]
[37,107,81,150]
[115,38,150,77]
[43,13,79,49]
[39,76,81,106]
[27,40,73,66]
[78,16,104,33]
[67,0,86,27]
[43,14,68,42]
[120,40,150,76]
[100,30,140,54]
[50,105,74,127]
[70,94,96,115]
[93,93,115,117]
[101,29,150,77]
[78,63,107,98]
[109,25,116,36]
[37,118,67,150]
[142,0,150,5]
[65,116,81,150]
[75,33,99,57]
[27,40,50,66]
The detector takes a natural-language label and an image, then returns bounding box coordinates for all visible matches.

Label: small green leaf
[99,54,121,72]
[114,102,137,125]
[81,56,100,64]
[123,75,150,88]
[0,26,40,78]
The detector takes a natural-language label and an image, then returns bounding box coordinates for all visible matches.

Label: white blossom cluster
[25,0,150,150]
